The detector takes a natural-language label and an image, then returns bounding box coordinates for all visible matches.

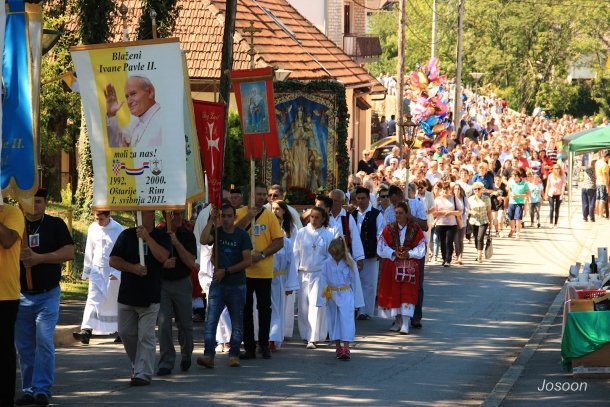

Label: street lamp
[470,72,483,94]
[399,114,419,197]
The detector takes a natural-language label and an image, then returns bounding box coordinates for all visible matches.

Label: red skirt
[377,259,419,309]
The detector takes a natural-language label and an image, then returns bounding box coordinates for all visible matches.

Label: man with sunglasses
[264,184,303,229]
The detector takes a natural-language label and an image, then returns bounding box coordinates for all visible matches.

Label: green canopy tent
[566,126,610,216]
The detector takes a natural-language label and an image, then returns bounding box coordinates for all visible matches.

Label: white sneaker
[306,342,317,349]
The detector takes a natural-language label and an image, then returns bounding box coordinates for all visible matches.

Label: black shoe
[114,334,122,344]
[156,367,172,376]
[239,351,256,360]
[411,320,423,329]
[15,394,36,406]
[130,377,150,387]
[34,394,49,406]
[73,329,92,344]
[260,346,272,359]
[180,359,191,372]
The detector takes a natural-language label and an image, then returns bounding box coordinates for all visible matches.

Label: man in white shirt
[263,184,303,229]
[425,160,443,186]
[353,187,385,320]
[328,189,364,270]
[105,76,162,148]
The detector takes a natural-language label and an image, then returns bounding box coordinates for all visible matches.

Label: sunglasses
[473,188,482,191]
[379,194,389,198]
[268,193,280,198]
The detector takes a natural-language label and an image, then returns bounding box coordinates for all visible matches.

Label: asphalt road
[46,200,609,406]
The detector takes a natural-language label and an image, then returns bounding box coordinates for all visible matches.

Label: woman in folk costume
[293,206,334,349]
[268,201,300,351]
[318,238,364,360]
[377,201,426,334]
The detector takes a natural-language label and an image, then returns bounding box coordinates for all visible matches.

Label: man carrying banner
[16,188,74,406]
[156,210,197,376]
[235,182,284,360]
[0,202,25,407]
[109,210,170,386]
[105,76,162,148]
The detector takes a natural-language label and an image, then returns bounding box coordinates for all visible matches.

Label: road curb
[481,283,567,407]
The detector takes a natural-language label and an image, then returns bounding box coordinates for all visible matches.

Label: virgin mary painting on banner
[271,93,337,193]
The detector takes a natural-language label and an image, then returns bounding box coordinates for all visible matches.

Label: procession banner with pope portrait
[70,38,186,210]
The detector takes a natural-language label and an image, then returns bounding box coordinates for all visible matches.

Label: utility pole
[396,0,406,152]
[431,0,437,59]
[452,0,464,135]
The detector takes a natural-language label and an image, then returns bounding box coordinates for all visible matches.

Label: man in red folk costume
[376,201,426,335]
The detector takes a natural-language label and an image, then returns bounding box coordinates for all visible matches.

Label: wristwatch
[260,252,266,259]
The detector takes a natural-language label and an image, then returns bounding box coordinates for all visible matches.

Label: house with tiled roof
[111,0,385,174]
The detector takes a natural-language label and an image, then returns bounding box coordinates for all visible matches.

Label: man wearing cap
[0,200,25,407]
[16,188,74,406]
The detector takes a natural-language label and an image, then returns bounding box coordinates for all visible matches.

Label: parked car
[370,136,398,167]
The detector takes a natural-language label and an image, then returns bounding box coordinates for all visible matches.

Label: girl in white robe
[293,207,334,348]
[318,238,364,360]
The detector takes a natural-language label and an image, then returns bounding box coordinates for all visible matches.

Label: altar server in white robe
[293,207,334,349]
[74,211,124,343]
[318,238,364,360]
[269,201,300,351]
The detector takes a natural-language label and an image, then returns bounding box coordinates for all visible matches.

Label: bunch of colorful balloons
[407,57,449,144]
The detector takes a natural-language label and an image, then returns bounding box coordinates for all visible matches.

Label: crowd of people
[2,88,610,406]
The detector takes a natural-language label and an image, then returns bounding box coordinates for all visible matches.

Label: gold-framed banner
[70,38,187,210]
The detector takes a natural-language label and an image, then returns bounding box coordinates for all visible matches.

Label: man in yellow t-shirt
[235,182,284,360]
[0,203,25,407]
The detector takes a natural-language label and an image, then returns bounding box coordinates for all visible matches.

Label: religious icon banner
[192,100,226,208]
[230,67,280,159]
[271,92,338,194]
[70,38,187,210]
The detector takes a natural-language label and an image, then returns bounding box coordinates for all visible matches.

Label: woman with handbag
[376,202,426,334]
[432,182,463,267]
[468,182,493,263]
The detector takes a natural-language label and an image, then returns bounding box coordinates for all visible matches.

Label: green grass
[60,277,89,302]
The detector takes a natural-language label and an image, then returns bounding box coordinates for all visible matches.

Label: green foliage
[137,0,181,40]
[76,0,115,45]
[223,111,250,190]
[367,0,610,117]
[74,112,94,219]
[61,183,73,207]
[591,76,610,119]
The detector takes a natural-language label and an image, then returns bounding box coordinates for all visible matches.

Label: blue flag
[1,0,37,192]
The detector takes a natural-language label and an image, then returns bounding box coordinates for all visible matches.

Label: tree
[74,0,116,217]
[367,0,610,117]
[136,0,181,40]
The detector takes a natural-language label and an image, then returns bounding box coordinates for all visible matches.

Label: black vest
[352,207,381,259]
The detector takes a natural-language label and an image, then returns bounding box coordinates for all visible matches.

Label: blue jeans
[15,286,60,398]
[582,188,595,220]
[204,282,246,358]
